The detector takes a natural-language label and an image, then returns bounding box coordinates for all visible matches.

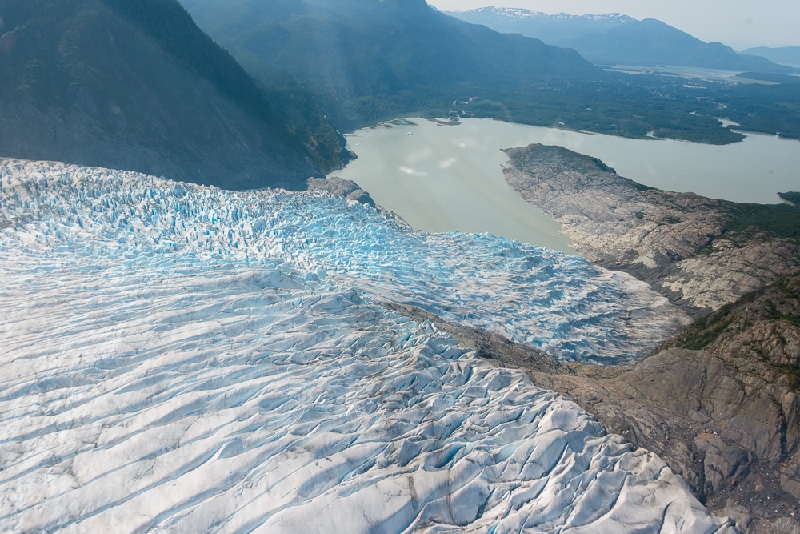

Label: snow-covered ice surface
[0,160,731,533]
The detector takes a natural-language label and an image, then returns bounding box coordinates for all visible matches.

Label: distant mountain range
[0,0,348,190]
[743,46,800,67]
[1,0,795,171]
[179,0,595,126]
[177,0,800,144]
[449,7,795,74]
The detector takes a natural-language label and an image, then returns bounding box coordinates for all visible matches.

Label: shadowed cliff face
[0,0,349,190]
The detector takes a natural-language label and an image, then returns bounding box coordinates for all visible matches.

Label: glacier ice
[0,160,689,364]
[0,160,731,533]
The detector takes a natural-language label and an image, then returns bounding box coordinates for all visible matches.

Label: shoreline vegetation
[333,76,800,145]
[346,89,800,154]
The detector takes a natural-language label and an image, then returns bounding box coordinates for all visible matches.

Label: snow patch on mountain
[0,160,732,533]
[460,7,635,24]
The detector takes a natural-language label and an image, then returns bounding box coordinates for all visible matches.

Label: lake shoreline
[332,118,577,254]
[339,117,799,205]
[503,143,799,316]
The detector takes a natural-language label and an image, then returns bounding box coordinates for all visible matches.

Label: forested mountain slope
[180,0,800,144]
[0,0,348,190]
[180,0,596,127]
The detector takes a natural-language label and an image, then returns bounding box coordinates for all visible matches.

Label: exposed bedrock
[499,145,800,532]
[503,144,800,317]
[307,176,376,207]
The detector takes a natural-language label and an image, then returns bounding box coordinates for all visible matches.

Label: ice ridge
[0,160,733,533]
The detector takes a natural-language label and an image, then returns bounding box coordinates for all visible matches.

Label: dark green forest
[727,192,800,240]
[181,0,800,145]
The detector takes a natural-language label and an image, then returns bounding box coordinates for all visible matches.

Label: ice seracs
[0,159,689,365]
[0,160,732,533]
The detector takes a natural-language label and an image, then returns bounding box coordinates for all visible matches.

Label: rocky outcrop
[390,272,800,534]
[307,177,375,206]
[661,240,799,310]
[531,349,799,534]
[503,144,800,316]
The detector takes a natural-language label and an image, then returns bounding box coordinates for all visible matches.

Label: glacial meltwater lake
[333,118,800,252]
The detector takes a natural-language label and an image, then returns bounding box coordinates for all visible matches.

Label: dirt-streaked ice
[0,160,731,533]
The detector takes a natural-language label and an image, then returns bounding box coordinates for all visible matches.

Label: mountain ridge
[458,7,635,24]
[743,46,800,67]
[449,7,795,74]
[180,0,596,128]
[0,0,349,190]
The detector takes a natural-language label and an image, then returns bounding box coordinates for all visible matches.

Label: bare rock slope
[533,273,800,534]
[499,143,800,532]
[503,144,800,316]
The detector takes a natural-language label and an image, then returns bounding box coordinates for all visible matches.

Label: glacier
[0,160,688,364]
[0,160,730,533]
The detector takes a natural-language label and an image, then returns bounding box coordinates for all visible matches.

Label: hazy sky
[428,0,800,49]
